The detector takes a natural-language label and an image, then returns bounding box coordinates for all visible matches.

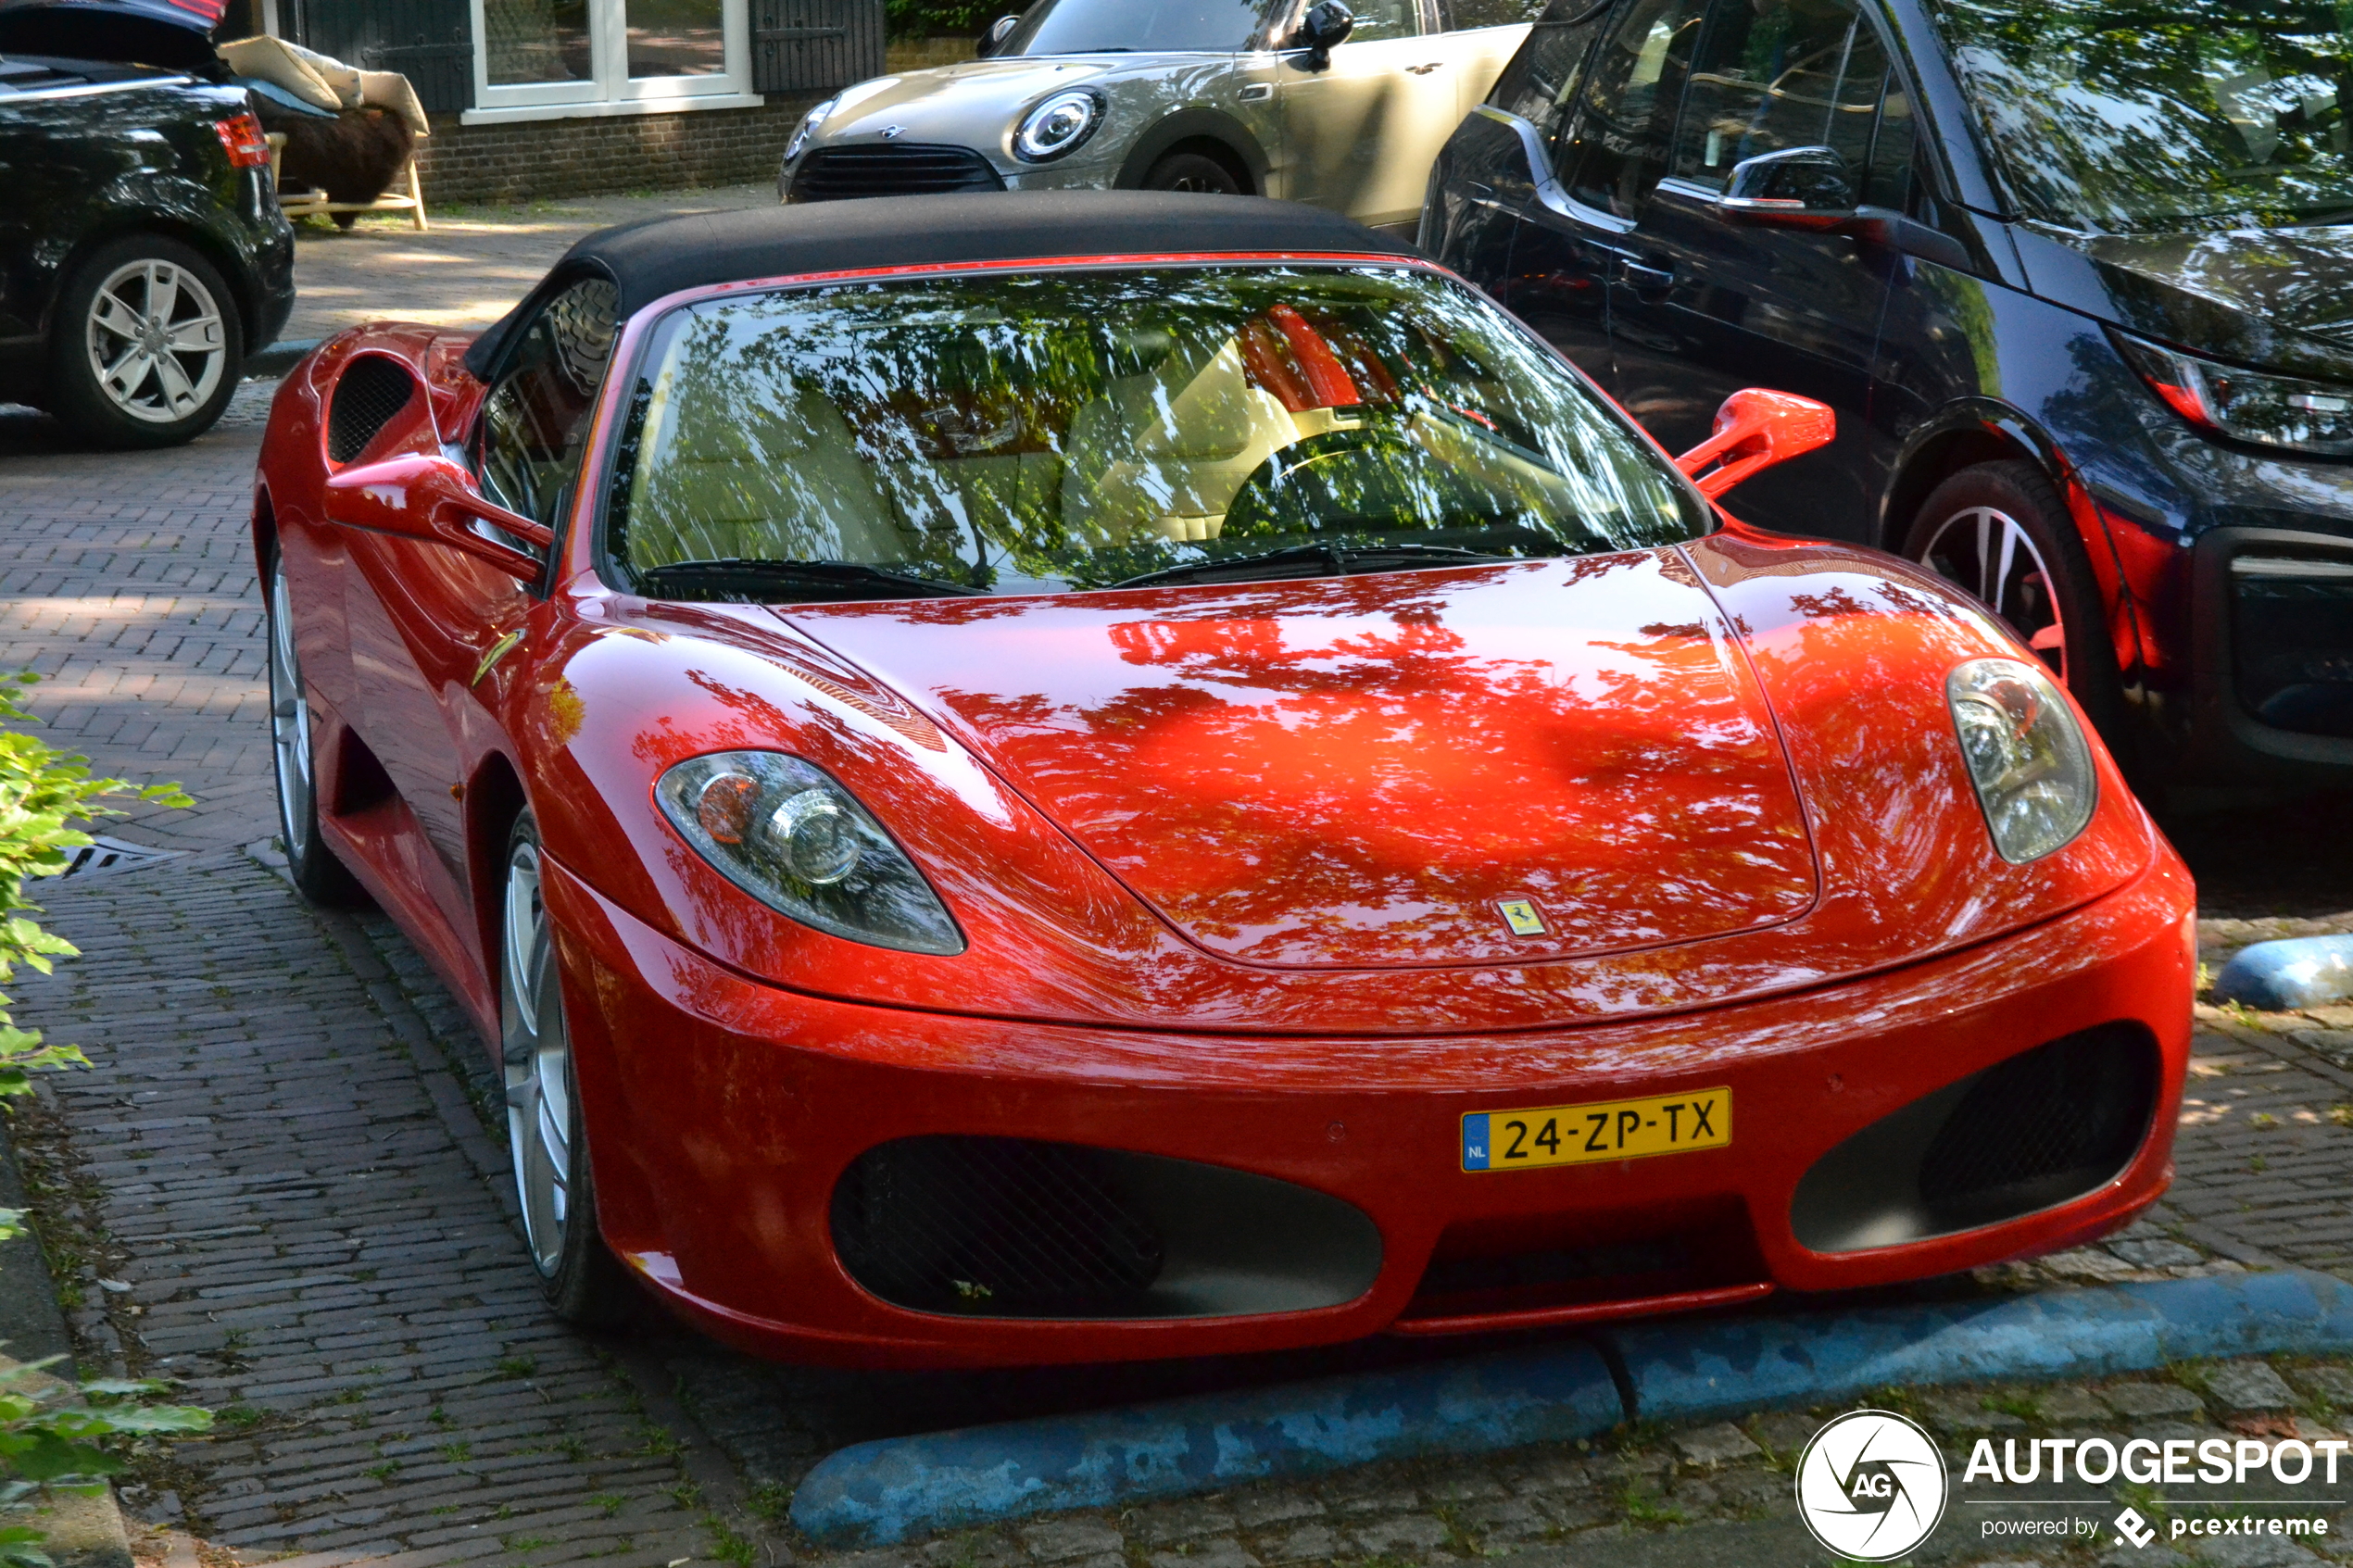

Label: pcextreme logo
[1794,1410,1950,1561]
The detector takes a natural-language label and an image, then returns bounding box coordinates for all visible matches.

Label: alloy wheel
[503,840,575,1276]
[268,561,315,864]
[1916,505,2070,681]
[82,257,228,426]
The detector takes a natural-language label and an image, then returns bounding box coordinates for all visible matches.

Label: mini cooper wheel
[501,815,635,1324]
[266,550,365,905]
[1903,459,2130,750]
[1141,151,1243,194]
[48,235,243,449]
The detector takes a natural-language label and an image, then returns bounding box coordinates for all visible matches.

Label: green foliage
[0,1361,210,1567]
[0,674,191,1235]
[883,0,996,38]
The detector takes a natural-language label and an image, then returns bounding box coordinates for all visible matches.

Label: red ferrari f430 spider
[254,192,2194,1367]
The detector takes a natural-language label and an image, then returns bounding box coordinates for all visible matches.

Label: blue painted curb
[1617,1267,2353,1423]
[787,1269,2353,1548]
[2216,935,2353,1011]
[788,1340,1623,1547]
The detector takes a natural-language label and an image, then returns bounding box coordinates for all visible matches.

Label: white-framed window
[466,0,757,121]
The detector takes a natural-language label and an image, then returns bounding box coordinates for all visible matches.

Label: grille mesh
[789,144,1007,201]
[831,1136,1164,1315]
[1917,1025,2155,1227]
[326,357,417,464]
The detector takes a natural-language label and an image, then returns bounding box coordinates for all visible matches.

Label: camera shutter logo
[1794,1409,1949,1560]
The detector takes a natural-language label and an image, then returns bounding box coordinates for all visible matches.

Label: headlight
[1944,659,2097,864]
[785,97,837,164]
[656,751,964,955]
[1012,89,1104,162]
[2113,329,2353,456]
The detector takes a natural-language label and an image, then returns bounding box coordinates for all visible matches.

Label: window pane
[1489,13,1607,136]
[484,0,590,84]
[1559,0,1707,214]
[1931,1,2353,232]
[1341,0,1422,42]
[1005,0,1274,56]
[628,0,726,78]
[606,267,1709,601]
[479,278,619,529]
[1672,0,1887,191]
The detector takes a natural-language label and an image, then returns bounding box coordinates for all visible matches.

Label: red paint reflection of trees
[902,555,1816,968]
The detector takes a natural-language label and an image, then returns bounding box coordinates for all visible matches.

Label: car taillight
[215,113,272,170]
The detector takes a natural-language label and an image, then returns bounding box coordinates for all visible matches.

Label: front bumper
[2187,524,2353,780]
[544,846,2196,1369]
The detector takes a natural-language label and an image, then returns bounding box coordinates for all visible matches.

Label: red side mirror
[1673,388,1835,500]
[323,452,553,583]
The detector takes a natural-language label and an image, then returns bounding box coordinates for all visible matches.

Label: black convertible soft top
[461,190,1420,380]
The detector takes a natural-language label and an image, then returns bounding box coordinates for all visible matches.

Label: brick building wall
[414,94,820,205]
[408,38,975,205]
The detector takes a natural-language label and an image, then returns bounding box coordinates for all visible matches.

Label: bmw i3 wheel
[1903,459,2130,753]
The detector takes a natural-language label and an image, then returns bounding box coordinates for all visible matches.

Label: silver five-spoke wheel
[503,836,575,1277]
[82,257,228,427]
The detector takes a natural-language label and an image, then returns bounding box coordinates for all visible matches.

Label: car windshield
[602,266,1710,603]
[1931,0,2353,233]
[997,0,1271,56]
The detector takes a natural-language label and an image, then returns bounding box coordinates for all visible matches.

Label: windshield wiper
[632,558,986,602]
[1106,541,1519,590]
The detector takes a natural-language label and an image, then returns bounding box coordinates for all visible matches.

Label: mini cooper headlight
[1944,658,2097,864]
[656,751,964,955]
[1012,89,1104,162]
[786,97,837,164]
[2114,329,2353,457]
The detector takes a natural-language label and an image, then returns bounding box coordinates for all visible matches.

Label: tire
[266,548,367,906]
[501,814,635,1325]
[1141,150,1243,194]
[47,234,243,449]
[1901,459,2132,752]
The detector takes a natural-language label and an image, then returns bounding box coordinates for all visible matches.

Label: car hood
[816,56,1126,150]
[780,551,1818,971]
[2017,220,2353,381]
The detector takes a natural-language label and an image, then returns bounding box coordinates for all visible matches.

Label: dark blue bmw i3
[1423,0,2353,787]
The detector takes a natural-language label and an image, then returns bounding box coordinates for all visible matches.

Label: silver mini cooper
[778,0,1541,234]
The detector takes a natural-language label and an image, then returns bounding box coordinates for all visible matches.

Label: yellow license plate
[1461,1088,1730,1172]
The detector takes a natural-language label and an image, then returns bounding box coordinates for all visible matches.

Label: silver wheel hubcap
[83,258,226,424]
[503,842,573,1276]
[1918,505,2070,681]
[267,564,315,864]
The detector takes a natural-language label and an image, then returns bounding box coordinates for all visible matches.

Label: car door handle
[1405,60,1444,74]
[1616,258,1674,296]
[1239,82,1273,101]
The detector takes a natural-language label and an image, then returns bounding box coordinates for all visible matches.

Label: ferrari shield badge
[1496,898,1548,936]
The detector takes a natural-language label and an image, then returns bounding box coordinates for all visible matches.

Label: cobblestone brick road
[5,286,2353,1567]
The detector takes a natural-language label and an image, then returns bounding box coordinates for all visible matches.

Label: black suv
[0,8,294,446]
[1425,0,2353,786]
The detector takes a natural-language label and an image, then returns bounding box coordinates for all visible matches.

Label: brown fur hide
[278,107,414,206]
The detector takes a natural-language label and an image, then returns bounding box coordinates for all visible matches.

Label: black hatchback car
[1424,0,2353,786]
[0,0,295,446]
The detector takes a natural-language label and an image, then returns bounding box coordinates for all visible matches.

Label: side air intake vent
[1791,1023,2159,1253]
[326,356,417,464]
[832,1136,1382,1320]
